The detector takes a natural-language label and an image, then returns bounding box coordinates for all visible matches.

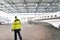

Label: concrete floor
[0,23,60,40]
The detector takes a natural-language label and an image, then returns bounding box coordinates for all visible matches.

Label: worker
[11,16,22,40]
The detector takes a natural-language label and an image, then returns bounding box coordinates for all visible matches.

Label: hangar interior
[0,0,60,40]
[0,0,60,23]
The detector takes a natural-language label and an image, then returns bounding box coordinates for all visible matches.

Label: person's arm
[19,21,22,28]
[11,22,16,31]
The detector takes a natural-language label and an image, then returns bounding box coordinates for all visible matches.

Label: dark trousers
[14,29,22,40]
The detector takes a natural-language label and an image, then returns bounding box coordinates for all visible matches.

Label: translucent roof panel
[25,0,39,2]
[0,0,60,13]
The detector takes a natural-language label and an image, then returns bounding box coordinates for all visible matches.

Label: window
[51,15,53,17]
[55,15,57,17]
[40,17,41,18]
[44,16,46,18]
[47,16,49,17]
[42,16,43,18]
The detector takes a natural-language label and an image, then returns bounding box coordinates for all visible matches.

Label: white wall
[0,11,60,23]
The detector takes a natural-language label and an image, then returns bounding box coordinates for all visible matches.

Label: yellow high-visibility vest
[12,19,22,30]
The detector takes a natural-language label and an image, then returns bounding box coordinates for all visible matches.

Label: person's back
[12,18,22,30]
[11,16,22,40]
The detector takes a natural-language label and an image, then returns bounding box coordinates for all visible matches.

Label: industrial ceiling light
[24,4,26,6]
[36,4,38,6]
[58,5,60,6]
[47,4,50,6]
[1,6,4,8]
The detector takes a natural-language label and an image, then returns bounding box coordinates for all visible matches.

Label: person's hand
[19,29,21,31]
[11,29,13,31]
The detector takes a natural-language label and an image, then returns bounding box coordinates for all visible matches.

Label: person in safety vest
[11,16,22,40]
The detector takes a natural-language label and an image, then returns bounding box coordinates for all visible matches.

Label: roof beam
[0,3,7,8]
[23,0,28,13]
[2,1,60,4]
[8,0,19,13]
[35,0,42,13]
[3,0,15,13]
[3,0,18,13]
[45,0,55,13]
[0,3,9,12]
